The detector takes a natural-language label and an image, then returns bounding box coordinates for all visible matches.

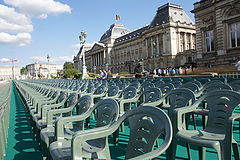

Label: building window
[230,22,240,48]
[205,30,214,52]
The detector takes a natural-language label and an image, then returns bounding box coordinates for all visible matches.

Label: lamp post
[79,31,89,79]
[47,54,50,79]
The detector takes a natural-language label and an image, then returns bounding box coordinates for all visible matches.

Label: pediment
[91,43,105,52]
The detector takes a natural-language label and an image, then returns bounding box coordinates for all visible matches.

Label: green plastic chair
[40,94,91,151]
[105,85,120,99]
[49,106,172,160]
[139,87,162,106]
[230,80,240,92]
[31,90,60,123]
[172,90,240,160]
[117,86,139,116]
[180,82,200,93]
[35,91,68,130]
[49,98,119,160]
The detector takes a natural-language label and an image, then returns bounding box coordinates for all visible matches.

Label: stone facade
[26,63,63,78]
[77,3,196,73]
[0,66,21,80]
[192,0,240,67]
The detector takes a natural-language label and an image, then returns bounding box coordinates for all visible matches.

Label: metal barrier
[218,70,240,78]
[0,82,12,160]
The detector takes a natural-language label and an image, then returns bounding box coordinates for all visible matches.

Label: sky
[0,0,197,67]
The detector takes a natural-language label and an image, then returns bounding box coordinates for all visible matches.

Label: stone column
[156,35,160,56]
[184,33,187,51]
[190,33,193,49]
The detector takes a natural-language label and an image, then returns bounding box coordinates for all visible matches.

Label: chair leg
[202,115,205,129]
[186,143,191,160]
[198,147,206,160]
[232,142,240,160]
[166,138,177,160]
[113,128,119,145]
[191,114,197,130]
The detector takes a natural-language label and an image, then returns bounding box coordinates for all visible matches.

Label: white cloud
[0,4,33,33]
[0,58,12,63]
[4,0,72,18]
[0,0,71,46]
[30,55,74,63]
[0,32,31,46]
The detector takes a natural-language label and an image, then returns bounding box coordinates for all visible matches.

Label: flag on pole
[116,14,121,21]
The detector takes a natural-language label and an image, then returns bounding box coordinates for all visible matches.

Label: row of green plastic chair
[15,80,173,159]
[14,81,239,160]
[0,82,12,160]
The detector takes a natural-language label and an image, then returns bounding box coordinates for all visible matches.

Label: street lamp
[47,54,50,79]
[79,31,89,79]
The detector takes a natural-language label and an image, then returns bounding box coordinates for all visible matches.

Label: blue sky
[0,0,197,67]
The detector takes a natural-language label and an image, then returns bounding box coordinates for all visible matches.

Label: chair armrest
[46,107,73,127]
[56,110,93,140]
[173,106,199,131]
[71,122,120,160]
[225,113,240,142]
[42,103,64,119]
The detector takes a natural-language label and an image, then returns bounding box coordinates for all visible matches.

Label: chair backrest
[191,80,202,88]
[121,106,172,159]
[47,90,54,97]
[74,95,93,129]
[159,83,175,94]
[86,84,95,93]
[170,81,182,88]
[75,95,92,115]
[166,88,196,110]
[107,86,119,97]
[180,82,199,93]
[57,92,67,103]
[64,93,78,108]
[203,83,232,94]
[80,84,87,92]
[94,84,107,95]
[142,82,155,92]
[154,80,165,88]
[203,90,240,133]
[122,86,137,99]
[95,99,119,127]
[141,87,162,104]
[51,91,59,99]
[129,81,141,90]
[230,80,240,92]
[203,80,224,87]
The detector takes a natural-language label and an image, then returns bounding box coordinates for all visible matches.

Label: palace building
[75,3,196,73]
[192,0,240,67]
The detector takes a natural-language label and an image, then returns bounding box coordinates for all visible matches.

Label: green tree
[63,62,74,69]
[20,67,27,75]
[63,68,82,79]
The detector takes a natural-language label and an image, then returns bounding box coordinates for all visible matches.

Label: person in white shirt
[235,57,240,71]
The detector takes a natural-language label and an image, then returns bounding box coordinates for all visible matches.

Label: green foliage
[119,72,129,75]
[87,72,99,78]
[63,62,74,69]
[20,67,27,75]
[63,68,82,79]
[51,75,58,79]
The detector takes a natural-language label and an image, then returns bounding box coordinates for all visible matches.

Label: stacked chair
[13,76,240,159]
